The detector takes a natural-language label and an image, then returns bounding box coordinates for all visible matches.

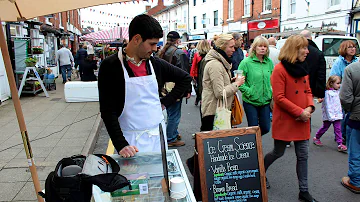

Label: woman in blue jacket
[329,40,358,79]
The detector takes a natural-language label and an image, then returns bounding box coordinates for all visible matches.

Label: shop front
[0,49,10,102]
[247,18,279,41]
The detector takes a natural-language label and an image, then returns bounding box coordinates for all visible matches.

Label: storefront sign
[189,34,205,40]
[196,127,267,202]
[321,21,337,29]
[248,19,278,31]
[177,24,187,32]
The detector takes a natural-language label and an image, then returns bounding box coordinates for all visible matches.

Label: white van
[276,35,360,77]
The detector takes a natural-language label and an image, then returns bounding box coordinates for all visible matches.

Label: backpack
[39,154,130,202]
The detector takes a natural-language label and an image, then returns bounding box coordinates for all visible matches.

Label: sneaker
[286,142,291,148]
[313,137,323,146]
[299,191,318,202]
[177,134,182,140]
[192,133,196,139]
[341,176,360,194]
[338,144,348,153]
[168,140,185,147]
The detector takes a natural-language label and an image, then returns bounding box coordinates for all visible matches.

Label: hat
[167,31,180,39]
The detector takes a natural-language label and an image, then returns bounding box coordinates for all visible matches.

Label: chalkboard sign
[196,126,267,202]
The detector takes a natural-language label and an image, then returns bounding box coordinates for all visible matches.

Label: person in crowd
[201,34,245,131]
[264,35,318,202]
[56,44,74,84]
[81,54,98,82]
[75,44,88,79]
[190,39,211,106]
[98,14,191,158]
[86,42,94,55]
[340,61,360,194]
[313,75,347,152]
[158,31,191,147]
[189,43,198,66]
[238,36,273,135]
[230,32,244,77]
[330,40,358,145]
[300,30,326,99]
[268,37,280,65]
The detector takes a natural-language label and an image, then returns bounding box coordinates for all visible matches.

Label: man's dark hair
[129,14,163,41]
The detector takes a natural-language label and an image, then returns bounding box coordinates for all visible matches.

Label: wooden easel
[18,67,49,98]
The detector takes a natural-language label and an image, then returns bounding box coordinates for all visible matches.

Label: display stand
[18,67,49,97]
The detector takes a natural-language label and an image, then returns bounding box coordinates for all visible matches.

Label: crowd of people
[90,14,360,202]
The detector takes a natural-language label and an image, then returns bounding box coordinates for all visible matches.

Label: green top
[238,55,274,106]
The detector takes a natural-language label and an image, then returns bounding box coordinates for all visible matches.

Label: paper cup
[170,177,187,199]
[233,70,243,77]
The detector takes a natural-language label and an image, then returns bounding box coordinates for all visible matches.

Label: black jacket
[231,47,244,76]
[81,60,97,81]
[98,54,192,152]
[305,39,326,98]
[75,48,88,67]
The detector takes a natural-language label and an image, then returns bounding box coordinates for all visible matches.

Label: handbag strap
[222,89,228,109]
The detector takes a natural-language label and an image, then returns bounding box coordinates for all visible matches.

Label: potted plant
[25,57,38,67]
[32,46,44,54]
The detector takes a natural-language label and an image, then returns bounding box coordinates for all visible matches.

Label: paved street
[0,79,101,202]
[95,95,360,202]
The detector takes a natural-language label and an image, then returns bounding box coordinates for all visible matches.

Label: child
[313,75,347,152]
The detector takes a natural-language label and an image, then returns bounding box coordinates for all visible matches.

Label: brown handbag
[231,93,244,126]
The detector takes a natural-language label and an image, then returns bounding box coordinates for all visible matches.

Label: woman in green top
[238,36,274,135]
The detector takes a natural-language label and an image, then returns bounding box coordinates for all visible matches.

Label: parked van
[276,35,360,77]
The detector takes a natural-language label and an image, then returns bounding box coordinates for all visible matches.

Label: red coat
[271,62,315,141]
[190,52,202,77]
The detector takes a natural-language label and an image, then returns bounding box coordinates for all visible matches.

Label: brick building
[223,0,280,46]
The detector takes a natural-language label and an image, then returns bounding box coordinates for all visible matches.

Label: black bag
[39,154,130,202]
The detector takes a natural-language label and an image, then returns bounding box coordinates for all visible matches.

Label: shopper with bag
[201,34,245,131]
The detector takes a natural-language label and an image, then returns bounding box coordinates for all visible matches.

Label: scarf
[281,60,308,78]
[215,47,232,65]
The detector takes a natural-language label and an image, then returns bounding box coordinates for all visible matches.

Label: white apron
[118,51,167,152]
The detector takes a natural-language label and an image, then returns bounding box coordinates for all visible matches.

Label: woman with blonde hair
[238,35,273,135]
[330,40,358,79]
[264,35,318,202]
[190,39,211,105]
[200,34,245,131]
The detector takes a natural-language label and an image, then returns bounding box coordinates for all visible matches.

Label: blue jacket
[231,47,244,76]
[329,56,358,79]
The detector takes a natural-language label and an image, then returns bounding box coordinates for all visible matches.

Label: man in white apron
[98,14,192,158]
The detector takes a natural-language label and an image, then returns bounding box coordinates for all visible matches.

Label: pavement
[0,78,102,202]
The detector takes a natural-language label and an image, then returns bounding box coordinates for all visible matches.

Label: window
[202,13,206,28]
[203,0,206,2]
[244,0,250,16]
[263,0,272,12]
[193,16,197,29]
[59,13,63,27]
[290,0,296,14]
[323,38,359,56]
[330,0,340,6]
[67,11,70,23]
[228,0,234,19]
[214,10,218,26]
[194,0,196,6]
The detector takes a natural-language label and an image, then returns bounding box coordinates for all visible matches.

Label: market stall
[80,26,129,43]
[93,150,196,202]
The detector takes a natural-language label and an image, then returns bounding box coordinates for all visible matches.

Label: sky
[80,1,174,31]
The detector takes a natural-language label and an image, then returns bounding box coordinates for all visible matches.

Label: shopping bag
[213,89,232,130]
[231,93,244,126]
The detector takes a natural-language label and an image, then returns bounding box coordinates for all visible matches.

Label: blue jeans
[341,112,351,143]
[60,65,72,82]
[346,126,360,187]
[243,101,271,135]
[166,99,182,143]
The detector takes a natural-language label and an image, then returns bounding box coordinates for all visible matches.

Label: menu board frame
[196,126,268,202]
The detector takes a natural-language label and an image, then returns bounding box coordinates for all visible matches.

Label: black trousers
[200,115,215,131]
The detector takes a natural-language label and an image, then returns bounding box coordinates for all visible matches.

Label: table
[92,149,196,202]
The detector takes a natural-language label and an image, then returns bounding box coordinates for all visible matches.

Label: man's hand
[119,145,139,158]
[317,98,324,103]
[161,104,166,110]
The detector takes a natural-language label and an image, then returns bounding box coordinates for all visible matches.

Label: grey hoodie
[340,62,360,121]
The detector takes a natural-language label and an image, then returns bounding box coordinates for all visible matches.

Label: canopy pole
[0,18,43,202]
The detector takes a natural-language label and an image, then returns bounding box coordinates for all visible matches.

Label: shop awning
[80,26,129,43]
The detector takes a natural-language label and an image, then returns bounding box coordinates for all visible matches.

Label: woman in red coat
[264,35,318,202]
